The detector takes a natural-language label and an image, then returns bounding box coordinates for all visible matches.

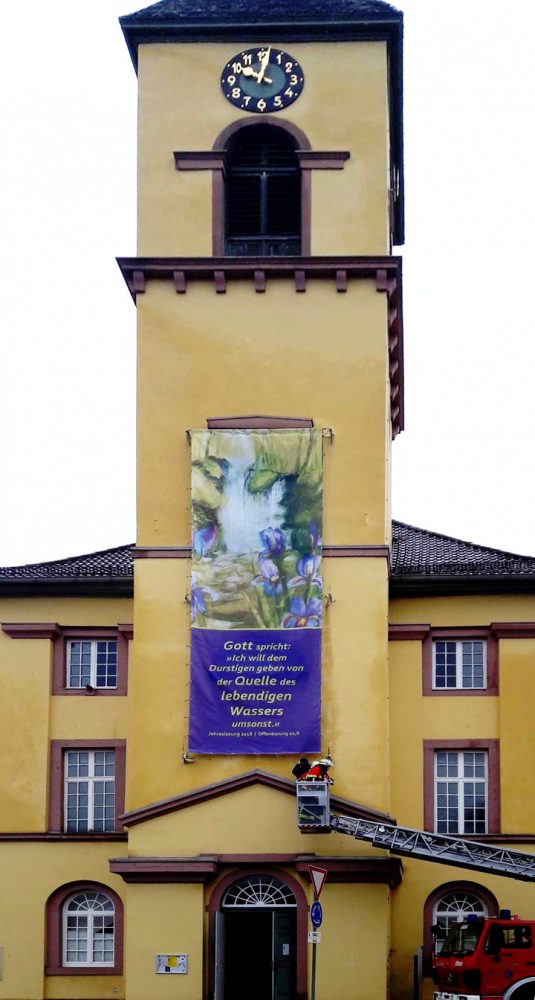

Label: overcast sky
[1,0,534,567]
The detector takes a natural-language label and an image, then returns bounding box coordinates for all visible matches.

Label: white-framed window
[63,891,114,966]
[64,750,116,833]
[433,889,488,951]
[435,750,488,835]
[67,639,118,689]
[433,639,486,690]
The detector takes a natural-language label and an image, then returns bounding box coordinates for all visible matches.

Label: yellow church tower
[116,1,404,998]
[5,3,535,1000]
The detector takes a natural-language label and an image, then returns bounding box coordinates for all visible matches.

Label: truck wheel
[508,986,535,1000]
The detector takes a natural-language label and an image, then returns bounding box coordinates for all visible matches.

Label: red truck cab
[433,913,535,1000]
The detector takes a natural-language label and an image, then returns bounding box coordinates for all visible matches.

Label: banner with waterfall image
[188,428,322,755]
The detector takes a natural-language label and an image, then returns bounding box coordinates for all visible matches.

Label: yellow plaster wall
[127,784,377,859]
[499,636,535,833]
[137,41,390,256]
[315,883,390,1000]
[389,593,535,832]
[390,593,535,627]
[0,596,131,832]
[388,592,535,998]
[136,280,390,548]
[124,883,203,1000]
[0,628,51,831]
[0,842,124,1000]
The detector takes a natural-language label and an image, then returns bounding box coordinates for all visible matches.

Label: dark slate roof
[390,522,535,596]
[120,0,402,28]
[2,523,535,596]
[0,544,135,596]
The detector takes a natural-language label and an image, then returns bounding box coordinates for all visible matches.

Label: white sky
[1,0,534,567]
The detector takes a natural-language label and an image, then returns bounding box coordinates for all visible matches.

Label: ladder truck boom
[331,814,535,882]
[296,781,535,882]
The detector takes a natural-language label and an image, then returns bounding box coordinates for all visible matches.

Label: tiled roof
[391,521,535,579]
[120,0,402,27]
[1,524,535,593]
[0,545,134,582]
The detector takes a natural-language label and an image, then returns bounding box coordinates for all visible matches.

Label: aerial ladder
[296,782,535,882]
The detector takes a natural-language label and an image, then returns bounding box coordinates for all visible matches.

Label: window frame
[64,748,117,834]
[45,881,123,976]
[48,739,126,835]
[62,890,115,968]
[423,739,500,834]
[434,748,489,836]
[432,638,487,691]
[423,628,498,696]
[52,626,131,696]
[66,637,119,690]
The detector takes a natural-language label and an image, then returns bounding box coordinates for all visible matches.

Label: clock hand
[241,65,273,84]
[256,46,271,84]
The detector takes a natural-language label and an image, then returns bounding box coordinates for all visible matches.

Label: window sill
[46,965,122,976]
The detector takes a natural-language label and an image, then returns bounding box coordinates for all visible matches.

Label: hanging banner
[188,428,322,754]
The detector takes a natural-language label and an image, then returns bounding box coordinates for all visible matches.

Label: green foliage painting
[190,429,323,630]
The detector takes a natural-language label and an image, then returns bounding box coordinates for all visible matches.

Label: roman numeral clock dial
[221,47,305,113]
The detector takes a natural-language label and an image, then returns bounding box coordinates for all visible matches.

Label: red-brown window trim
[207,868,308,1000]
[422,881,499,975]
[45,880,124,976]
[48,739,126,834]
[423,628,498,696]
[423,739,500,834]
[174,118,348,258]
[51,625,131,696]
[206,415,314,430]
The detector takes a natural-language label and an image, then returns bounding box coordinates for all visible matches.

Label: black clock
[221,47,305,114]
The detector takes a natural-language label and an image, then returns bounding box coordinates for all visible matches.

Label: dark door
[224,910,273,1000]
[223,909,297,1000]
[273,910,297,1000]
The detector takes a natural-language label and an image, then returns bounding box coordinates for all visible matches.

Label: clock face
[221,47,304,114]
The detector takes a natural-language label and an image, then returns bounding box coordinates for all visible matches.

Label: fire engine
[296,781,535,999]
[433,913,535,1000]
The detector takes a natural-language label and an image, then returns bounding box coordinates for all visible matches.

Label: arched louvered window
[225,124,301,256]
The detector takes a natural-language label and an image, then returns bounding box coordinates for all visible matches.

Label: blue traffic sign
[310,901,323,928]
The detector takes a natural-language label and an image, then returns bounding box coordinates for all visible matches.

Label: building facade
[2,2,535,999]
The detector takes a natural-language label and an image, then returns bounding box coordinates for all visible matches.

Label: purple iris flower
[288,554,322,590]
[308,521,321,552]
[253,554,283,597]
[191,587,208,621]
[259,527,286,557]
[282,596,322,628]
[193,524,217,557]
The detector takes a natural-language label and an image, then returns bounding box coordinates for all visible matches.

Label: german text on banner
[188,428,322,754]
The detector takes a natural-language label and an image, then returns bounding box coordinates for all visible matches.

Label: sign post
[308,866,327,1000]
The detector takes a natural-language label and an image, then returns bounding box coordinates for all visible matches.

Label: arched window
[63,891,114,967]
[45,881,123,975]
[422,881,498,975]
[225,124,301,256]
[222,874,297,908]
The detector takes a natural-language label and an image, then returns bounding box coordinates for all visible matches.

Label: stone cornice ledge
[109,853,403,886]
[133,544,390,561]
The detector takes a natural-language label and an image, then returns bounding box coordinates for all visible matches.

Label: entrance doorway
[215,875,297,1000]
